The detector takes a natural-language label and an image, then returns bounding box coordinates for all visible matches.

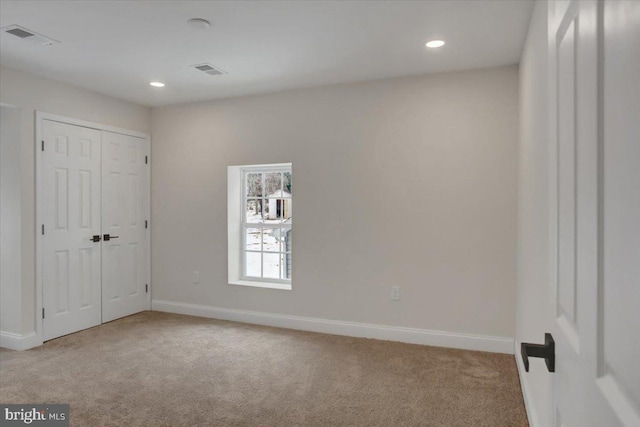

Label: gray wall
[151,65,519,339]
[0,104,21,335]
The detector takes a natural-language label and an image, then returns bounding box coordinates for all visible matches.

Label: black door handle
[90,235,101,242]
[521,333,555,372]
[103,234,119,241]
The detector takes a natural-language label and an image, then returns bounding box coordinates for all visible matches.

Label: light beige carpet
[0,312,527,426]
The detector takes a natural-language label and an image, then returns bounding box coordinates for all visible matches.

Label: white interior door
[548,1,640,426]
[101,131,150,323]
[42,120,102,341]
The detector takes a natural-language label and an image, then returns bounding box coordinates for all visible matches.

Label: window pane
[263,252,280,279]
[246,199,264,223]
[265,172,282,197]
[283,172,292,195]
[238,166,291,283]
[246,173,262,197]
[262,228,280,252]
[245,228,261,251]
[245,252,261,278]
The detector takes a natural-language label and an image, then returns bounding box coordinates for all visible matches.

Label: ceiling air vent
[1,25,59,46]
[191,63,227,76]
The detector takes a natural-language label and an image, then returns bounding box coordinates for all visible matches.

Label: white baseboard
[0,331,41,351]
[152,300,514,354]
[515,341,542,427]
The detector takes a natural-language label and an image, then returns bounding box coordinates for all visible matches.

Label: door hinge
[41,224,45,235]
[41,140,44,151]
[145,220,148,229]
[145,284,148,293]
[42,308,45,319]
[145,155,148,164]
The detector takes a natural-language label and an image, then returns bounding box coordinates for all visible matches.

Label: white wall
[0,65,151,335]
[151,65,519,342]
[515,1,553,426]
[0,104,22,335]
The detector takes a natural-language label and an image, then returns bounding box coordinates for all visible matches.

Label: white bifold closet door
[42,120,102,340]
[101,131,149,323]
[41,120,149,341]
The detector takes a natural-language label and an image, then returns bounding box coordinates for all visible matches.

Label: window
[228,163,292,290]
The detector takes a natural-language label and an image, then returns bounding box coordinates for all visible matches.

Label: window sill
[229,280,292,291]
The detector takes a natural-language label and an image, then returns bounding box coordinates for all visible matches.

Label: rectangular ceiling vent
[191,63,227,76]
[1,25,59,46]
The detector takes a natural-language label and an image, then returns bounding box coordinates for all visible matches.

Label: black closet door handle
[521,333,555,373]
[103,234,119,241]
[90,235,101,242]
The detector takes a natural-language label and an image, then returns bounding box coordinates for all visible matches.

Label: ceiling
[0,1,534,107]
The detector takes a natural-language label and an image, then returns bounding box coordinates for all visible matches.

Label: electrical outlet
[193,271,200,284]
[391,286,401,301]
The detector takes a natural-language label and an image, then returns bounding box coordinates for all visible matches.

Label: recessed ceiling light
[149,81,165,88]
[187,18,211,29]
[426,40,445,48]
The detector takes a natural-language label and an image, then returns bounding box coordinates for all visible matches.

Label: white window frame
[228,163,292,291]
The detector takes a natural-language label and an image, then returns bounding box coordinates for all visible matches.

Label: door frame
[35,111,151,344]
